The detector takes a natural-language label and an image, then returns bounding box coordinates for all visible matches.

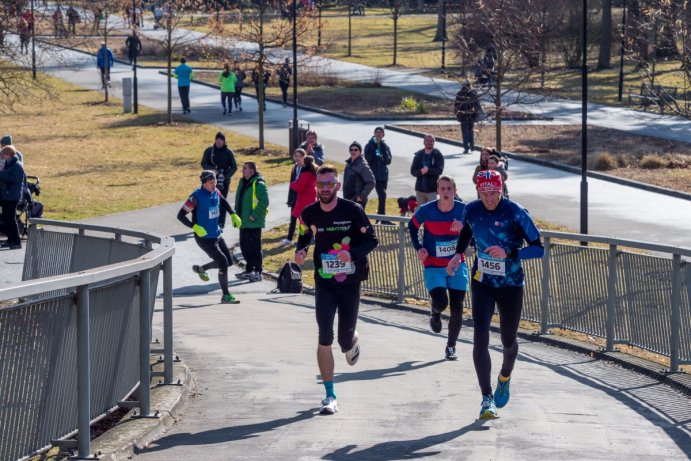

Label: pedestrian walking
[219,63,237,115]
[177,170,242,304]
[234,65,246,111]
[201,132,238,229]
[294,164,378,415]
[363,126,392,219]
[342,141,375,210]
[251,66,271,111]
[299,129,325,166]
[454,80,480,154]
[410,134,444,208]
[0,145,27,250]
[234,162,269,282]
[125,30,142,66]
[174,57,194,114]
[447,170,544,419]
[282,150,317,245]
[96,42,114,88]
[278,58,292,107]
[66,5,80,35]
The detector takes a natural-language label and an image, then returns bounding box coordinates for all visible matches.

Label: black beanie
[215,132,225,141]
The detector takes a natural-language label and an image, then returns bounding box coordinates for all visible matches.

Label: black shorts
[315,281,360,351]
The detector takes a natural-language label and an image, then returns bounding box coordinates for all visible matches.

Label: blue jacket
[174,63,193,87]
[96,47,114,69]
[0,156,26,202]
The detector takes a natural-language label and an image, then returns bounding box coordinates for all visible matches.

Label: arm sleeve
[407,211,424,251]
[200,147,213,169]
[410,154,422,177]
[383,144,392,165]
[360,164,375,198]
[518,238,544,260]
[177,208,193,228]
[314,146,324,166]
[227,151,238,177]
[295,211,312,253]
[455,222,474,256]
[348,207,378,261]
[428,152,444,176]
[251,182,269,220]
[220,195,236,215]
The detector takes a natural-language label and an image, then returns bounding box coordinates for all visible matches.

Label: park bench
[627,82,677,113]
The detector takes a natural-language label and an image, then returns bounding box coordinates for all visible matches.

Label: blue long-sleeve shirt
[96,47,113,69]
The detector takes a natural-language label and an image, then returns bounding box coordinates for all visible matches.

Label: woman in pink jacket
[282,150,317,245]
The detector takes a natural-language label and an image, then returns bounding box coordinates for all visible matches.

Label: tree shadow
[322,420,489,460]
[137,409,318,454]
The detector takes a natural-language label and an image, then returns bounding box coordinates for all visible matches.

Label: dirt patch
[396,123,691,193]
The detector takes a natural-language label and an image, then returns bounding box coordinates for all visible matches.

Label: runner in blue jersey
[447,170,544,419]
[408,175,468,360]
[177,170,243,304]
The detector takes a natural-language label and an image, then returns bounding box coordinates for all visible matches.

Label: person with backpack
[177,170,242,304]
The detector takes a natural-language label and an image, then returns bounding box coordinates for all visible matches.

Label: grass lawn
[1,76,292,221]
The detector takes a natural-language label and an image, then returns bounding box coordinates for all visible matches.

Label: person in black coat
[201,132,238,228]
[125,30,142,65]
[410,134,444,208]
[363,126,392,217]
[0,146,26,249]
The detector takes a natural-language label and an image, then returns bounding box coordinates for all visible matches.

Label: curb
[384,124,691,202]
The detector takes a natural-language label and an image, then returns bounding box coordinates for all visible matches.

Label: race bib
[209,205,220,219]
[478,257,505,276]
[321,253,354,275]
[436,240,457,258]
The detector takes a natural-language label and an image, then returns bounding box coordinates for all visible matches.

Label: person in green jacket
[219,63,238,116]
[235,162,269,282]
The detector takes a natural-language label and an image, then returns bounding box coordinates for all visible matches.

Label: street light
[617,0,627,102]
[133,0,138,113]
[30,0,36,79]
[292,0,298,151]
[581,0,588,237]
[440,0,447,73]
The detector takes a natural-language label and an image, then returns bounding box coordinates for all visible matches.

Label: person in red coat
[282,150,317,245]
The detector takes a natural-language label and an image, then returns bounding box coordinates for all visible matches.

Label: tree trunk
[166,25,173,123]
[432,0,444,41]
[597,0,612,69]
[494,51,503,151]
[393,14,398,65]
[258,9,265,150]
[347,2,352,56]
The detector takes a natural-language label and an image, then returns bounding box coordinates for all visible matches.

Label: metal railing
[365,216,691,373]
[0,219,175,461]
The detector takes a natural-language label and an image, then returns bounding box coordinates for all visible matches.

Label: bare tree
[597,0,613,69]
[389,0,406,66]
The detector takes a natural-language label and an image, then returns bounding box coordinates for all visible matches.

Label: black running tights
[195,235,232,295]
[429,287,466,348]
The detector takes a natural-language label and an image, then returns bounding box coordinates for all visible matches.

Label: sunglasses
[317,181,338,189]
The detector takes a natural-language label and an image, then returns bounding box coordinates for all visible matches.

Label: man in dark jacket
[125,30,142,66]
[201,132,238,228]
[363,126,392,218]
[343,141,375,210]
[453,80,480,154]
[410,134,444,208]
[0,146,26,249]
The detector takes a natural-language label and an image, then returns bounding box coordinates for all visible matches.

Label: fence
[0,219,175,461]
[365,216,691,372]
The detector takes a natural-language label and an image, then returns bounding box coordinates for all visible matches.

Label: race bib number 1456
[478,257,506,276]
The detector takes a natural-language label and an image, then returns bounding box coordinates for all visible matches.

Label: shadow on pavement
[333,359,446,383]
[321,420,489,460]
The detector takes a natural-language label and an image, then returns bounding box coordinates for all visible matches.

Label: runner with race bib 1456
[447,170,544,420]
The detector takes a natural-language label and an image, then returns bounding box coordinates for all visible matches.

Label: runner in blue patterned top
[408,175,468,360]
[447,170,544,420]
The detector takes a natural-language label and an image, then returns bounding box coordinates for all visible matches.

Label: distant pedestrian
[251,66,271,111]
[96,42,114,88]
[201,132,238,228]
[282,150,317,245]
[218,63,237,115]
[174,57,194,114]
[299,129,325,165]
[235,162,269,282]
[363,126,392,218]
[278,58,292,106]
[52,7,64,37]
[410,134,444,207]
[177,170,242,304]
[454,80,480,154]
[343,141,375,210]
[0,145,26,250]
[66,5,80,35]
[234,65,246,111]
[125,30,142,66]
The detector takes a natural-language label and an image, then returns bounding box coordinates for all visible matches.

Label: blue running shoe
[479,395,498,419]
[494,375,511,408]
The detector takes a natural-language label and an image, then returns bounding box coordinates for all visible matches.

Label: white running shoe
[320,397,339,415]
[345,331,360,366]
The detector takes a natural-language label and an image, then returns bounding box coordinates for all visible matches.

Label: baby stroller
[0,176,43,238]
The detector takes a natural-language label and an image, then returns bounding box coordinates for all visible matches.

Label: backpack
[276,261,302,293]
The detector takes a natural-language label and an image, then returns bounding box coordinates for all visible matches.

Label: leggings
[315,281,360,352]
[234,87,243,108]
[286,215,297,241]
[471,280,523,396]
[195,235,232,295]
[430,287,466,348]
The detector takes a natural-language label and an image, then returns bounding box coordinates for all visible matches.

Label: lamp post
[133,0,138,113]
[617,0,627,101]
[292,0,298,152]
[440,0,447,73]
[581,0,588,237]
[317,0,322,48]
[30,0,36,79]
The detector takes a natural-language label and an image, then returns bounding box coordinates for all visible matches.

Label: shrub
[639,154,668,169]
[592,153,618,171]
[399,96,429,114]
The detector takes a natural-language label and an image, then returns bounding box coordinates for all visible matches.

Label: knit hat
[215,132,225,141]
[349,141,362,152]
[200,170,216,184]
[0,134,12,146]
[475,170,503,193]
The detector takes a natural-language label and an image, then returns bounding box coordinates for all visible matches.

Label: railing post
[606,244,618,352]
[76,285,92,458]
[669,254,682,372]
[163,258,174,384]
[396,221,406,303]
[139,269,152,416]
[540,236,551,334]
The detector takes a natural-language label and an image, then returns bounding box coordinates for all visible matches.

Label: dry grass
[397,124,691,193]
[0,76,292,220]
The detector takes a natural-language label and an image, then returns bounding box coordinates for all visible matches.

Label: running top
[408,199,467,268]
[177,187,234,239]
[297,199,378,285]
[456,198,543,287]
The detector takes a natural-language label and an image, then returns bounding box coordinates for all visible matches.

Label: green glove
[231,213,242,229]
[192,224,207,237]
